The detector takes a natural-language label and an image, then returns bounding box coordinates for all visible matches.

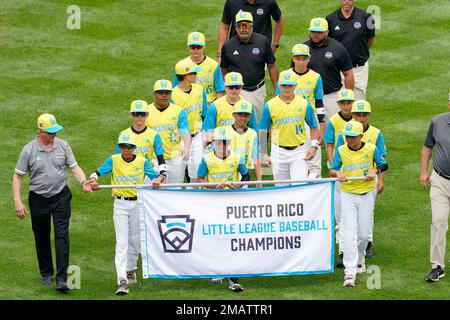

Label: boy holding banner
[197,127,250,292]
[89,134,165,295]
[330,120,388,287]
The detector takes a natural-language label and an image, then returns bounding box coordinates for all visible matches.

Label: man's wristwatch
[272,43,280,48]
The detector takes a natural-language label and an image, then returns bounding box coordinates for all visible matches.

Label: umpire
[12,114,91,291]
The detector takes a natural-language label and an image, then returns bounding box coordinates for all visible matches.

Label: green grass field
[1,0,450,300]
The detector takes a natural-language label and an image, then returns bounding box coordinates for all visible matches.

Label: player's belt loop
[114,196,138,201]
[191,132,199,138]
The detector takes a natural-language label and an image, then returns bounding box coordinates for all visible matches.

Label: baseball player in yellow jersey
[172,32,225,105]
[197,127,249,292]
[89,134,165,295]
[172,60,208,182]
[323,88,355,266]
[259,70,320,185]
[202,72,258,146]
[145,80,191,184]
[330,120,388,287]
[335,100,387,258]
[224,101,262,187]
[116,100,167,179]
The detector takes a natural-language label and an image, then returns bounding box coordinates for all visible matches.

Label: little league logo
[192,33,199,40]
[240,102,248,109]
[354,22,362,29]
[218,127,226,136]
[325,52,333,59]
[50,118,56,125]
[357,102,365,110]
[256,8,264,15]
[284,73,291,80]
[160,81,167,88]
[341,90,348,97]
[345,123,353,131]
[157,215,195,253]
[122,134,130,141]
[231,74,238,81]
[252,48,260,55]
[135,101,142,109]
[314,20,321,27]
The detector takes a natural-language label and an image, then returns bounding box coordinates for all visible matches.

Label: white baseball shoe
[357,263,366,274]
[211,278,223,284]
[343,274,356,287]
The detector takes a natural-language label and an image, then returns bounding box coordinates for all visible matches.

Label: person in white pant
[330,120,388,287]
[146,80,192,184]
[89,133,165,295]
[259,69,320,185]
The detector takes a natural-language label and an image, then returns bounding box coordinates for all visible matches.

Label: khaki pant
[241,84,267,123]
[430,170,450,268]
[353,62,369,100]
[323,91,340,122]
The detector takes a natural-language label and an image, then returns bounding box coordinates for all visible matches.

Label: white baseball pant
[165,156,184,184]
[113,198,140,285]
[323,90,341,122]
[305,123,322,179]
[182,133,203,181]
[270,143,308,186]
[341,189,376,276]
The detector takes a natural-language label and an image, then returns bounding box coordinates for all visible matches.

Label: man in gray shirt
[12,114,91,291]
[421,95,450,282]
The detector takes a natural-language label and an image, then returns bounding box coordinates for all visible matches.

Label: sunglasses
[237,22,252,29]
[189,45,203,50]
[119,144,135,150]
[227,85,242,90]
[155,90,171,95]
[131,112,148,117]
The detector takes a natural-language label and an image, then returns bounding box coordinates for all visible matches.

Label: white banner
[138,182,335,279]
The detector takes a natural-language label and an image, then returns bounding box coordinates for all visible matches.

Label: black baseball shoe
[40,275,53,286]
[365,241,374,258]
[56,281,69,292]
[228,278,244,292]
[336,252,344,268]
[426,266,445,282]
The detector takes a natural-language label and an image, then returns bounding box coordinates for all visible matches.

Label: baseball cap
[308,18,328,32]
[342,120,363,137]
[292,44,311,57]
[129,100,149,113]
[225,72,244,87]
[37,113,63,133]
[278,70,297,86]
[233,100,252,114]
[236,11,253,23]
[154,79,173,92]
[352,100,371,113]
[187,31,205,46]
[213,127,232,141]
[337,89,356,102]
[175,59,202,76]
[117,133,136,147]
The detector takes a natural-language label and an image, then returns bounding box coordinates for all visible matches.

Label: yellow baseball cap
[233,100,252,114]
[153,79,173,92]
[337,88,355,102]
[187,32,205,46]
[225,72,244,87]
[308,18,328,32]
[342,120,363,137]
[278,69,297,86]
[129,100,149,113]
[37,113,63,133]
[175,59,202,75]
[292,44,311,57]
[213,127,231,141]
[236,11,253,23]
[117,133,136,146]
[352,100,372,113]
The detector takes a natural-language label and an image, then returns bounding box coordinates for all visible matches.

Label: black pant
[28,186,72,282]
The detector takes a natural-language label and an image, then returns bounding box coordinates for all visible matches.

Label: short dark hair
[176,74,187,82]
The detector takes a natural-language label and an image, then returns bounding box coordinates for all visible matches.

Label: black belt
[434,169,450,180]
[115,196,137,201]
[191,132,199,138]
[278,144,303,150]
[243,80,265,92]
[353,61,366,68]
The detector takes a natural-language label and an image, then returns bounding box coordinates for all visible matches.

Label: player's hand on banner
[14,199,28,219]
[81,180,92,193]
[420,172,430,188]
[215,182,226,189]
[228,182,240,189]
[256,183,263,188]
[336,171,347,182]
[376,181,384,194]
[263,153,271,166]
[89,178,100,191]
[366,169,377,181]
[152,175,165,189]
[305,147,317,160]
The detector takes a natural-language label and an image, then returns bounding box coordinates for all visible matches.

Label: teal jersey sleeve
[214,66,225,93]
[249,106,258,130]
[115,132,121,154]
[97,156,114,176]
[154,132,165,156]
[258,103,272,130]
[314,76,324,100]
[376,131,387,157]
[144,158,160,180]
[201,89,208,117]
[197,156,208,178]
[336,132,344,149]
[178,110,190,136]
[275,86,280,95]
[238,156,249,175]
[324,121,336,144]
[202,103,218,131]
[172,69,179,87]
[305,101,318,129]
[373,146,387,167]
[252,136,259,159]
[330,148,343,171]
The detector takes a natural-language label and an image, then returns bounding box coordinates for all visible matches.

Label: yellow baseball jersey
[336,125,388,157]
[331,143,387,194]
[224,125,259,169]
[117,127,164,161]
[171,84,207,135]
[146,103,190,160]
[198,151,248,184]
[258,95,318,147]
[96,154,159,198]
[292,68,322,110]
[324,112,353,147]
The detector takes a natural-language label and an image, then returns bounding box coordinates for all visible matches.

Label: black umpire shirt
[221,32,276,87]
[304,38,353,95]
[327,7,376,66]
[222,0,282,43]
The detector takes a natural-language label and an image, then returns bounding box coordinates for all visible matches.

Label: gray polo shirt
[15,137,78,197]
[424,112,450,177]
